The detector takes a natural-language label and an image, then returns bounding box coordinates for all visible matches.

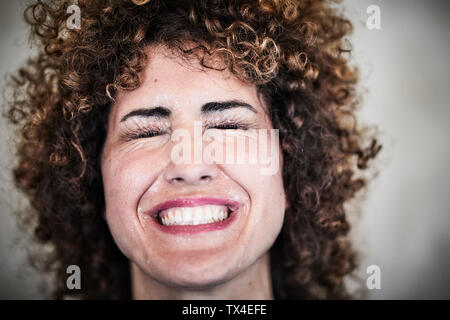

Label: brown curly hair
[4,0,381,299]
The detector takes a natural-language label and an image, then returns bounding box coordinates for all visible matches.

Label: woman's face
[101,44,286,288]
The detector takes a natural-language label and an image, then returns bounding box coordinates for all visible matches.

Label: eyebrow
[120,99,257,123]
[120,106,171,122]
[201,100,257,114]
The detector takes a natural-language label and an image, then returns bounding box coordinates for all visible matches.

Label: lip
[144,197,241,235]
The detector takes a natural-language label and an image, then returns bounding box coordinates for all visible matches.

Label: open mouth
[144,197,241,233]
[156,205,234,226]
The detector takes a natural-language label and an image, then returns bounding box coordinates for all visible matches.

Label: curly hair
[4,0,381,299]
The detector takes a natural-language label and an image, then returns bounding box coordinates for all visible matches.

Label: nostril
[200,175,211,181]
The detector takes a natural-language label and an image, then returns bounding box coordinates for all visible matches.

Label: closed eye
[121,129,168,141]
[206,120,254,130]
[209,123,249,130]
[131,130,166,139]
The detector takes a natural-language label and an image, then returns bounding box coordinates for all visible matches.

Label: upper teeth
[159,205,229,226]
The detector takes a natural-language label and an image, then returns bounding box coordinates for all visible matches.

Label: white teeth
[159,205,229,226]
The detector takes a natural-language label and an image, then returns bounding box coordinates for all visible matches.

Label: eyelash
[125,130,166,140]
[123,121,252,141]
[206,122,251,130]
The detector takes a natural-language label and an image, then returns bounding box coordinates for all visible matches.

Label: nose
[164,162,219,185]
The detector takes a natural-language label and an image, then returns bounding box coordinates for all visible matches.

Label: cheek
[101,146,168,223]
[221,162,286,233]
[100,145,170,257]
[218,130,286,235]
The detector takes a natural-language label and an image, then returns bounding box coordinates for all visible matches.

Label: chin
[166,271,234,289]
[148,254,242,289]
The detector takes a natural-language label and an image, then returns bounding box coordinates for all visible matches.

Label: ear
[284,194,290,210]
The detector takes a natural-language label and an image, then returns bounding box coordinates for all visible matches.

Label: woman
[5,0,381,299]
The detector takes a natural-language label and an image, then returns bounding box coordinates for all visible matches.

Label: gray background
[0,0,449,299]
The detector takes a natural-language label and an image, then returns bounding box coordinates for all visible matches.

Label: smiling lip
[145,197,240,235]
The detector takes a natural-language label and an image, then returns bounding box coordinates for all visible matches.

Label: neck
[131,253,274,300]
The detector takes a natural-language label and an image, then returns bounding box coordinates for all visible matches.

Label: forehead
[109,44,266,122]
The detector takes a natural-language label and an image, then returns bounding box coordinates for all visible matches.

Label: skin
[101,44,287,299]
